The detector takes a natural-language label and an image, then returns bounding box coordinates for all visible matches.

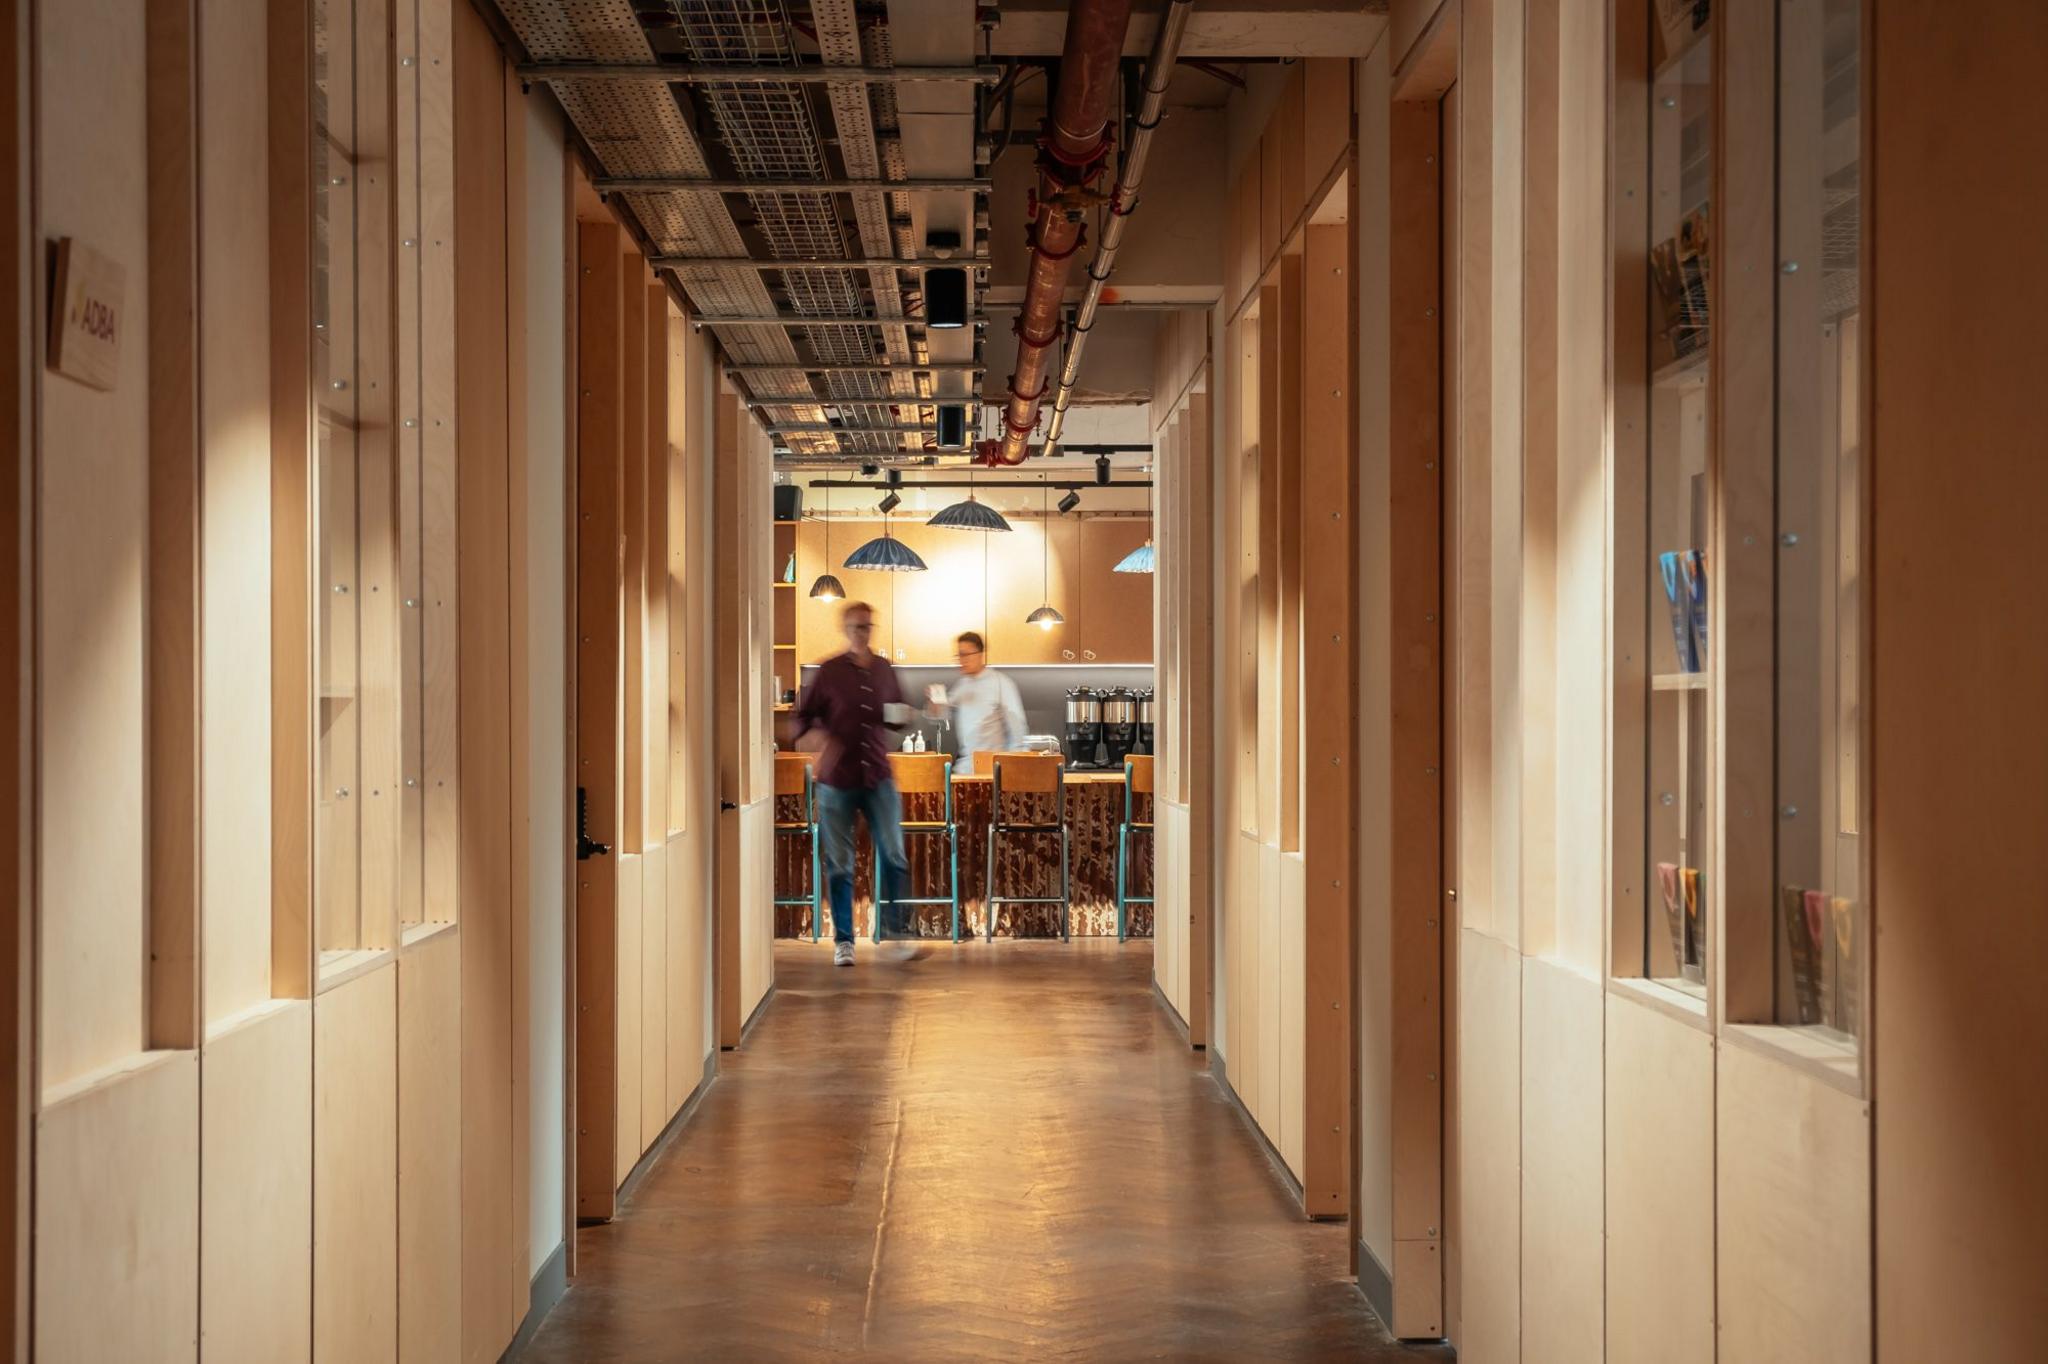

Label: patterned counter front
[773,774,1155,939]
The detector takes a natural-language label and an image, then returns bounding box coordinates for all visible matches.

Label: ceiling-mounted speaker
[937,404,967,449]
[925,267,968,329]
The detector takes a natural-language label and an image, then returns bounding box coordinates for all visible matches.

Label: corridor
[524,943,1442,1363]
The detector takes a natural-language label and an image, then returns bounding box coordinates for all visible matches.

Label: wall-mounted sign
[48,237,124,392]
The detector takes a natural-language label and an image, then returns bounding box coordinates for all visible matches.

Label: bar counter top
[774,765,1154,939]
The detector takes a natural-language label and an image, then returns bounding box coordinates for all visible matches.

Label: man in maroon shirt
[793,600,911,965]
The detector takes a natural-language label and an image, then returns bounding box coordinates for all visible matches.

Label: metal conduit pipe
[1041,0,1195,458]
[989,0,1136,465]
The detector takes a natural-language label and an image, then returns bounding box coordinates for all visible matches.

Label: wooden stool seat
[1117,755,1156,942]
[986,754,1071,942]
[876,752,962,942]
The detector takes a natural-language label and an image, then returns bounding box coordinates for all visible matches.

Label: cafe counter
[773,769,1155,939]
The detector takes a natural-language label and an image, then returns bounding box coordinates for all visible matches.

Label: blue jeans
[818,779,909,944]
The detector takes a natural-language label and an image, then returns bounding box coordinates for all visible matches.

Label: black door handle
[575,787,611,860]
[719,799,738,812]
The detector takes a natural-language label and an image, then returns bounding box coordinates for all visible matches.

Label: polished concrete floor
[523,939,1451,1362]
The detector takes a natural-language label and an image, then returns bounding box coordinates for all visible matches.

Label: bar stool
[1117,754,1155,942]
[985,753,1070,942]
[875,752,960,942]
[771,752,824,940]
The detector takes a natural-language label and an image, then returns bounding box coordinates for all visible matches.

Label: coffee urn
[1136,688,1156,755]
[1064,687,1104,768]
[1101,687,1139,767]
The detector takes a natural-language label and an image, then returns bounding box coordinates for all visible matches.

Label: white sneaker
[834,942,855,967]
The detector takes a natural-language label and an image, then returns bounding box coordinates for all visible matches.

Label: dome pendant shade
[1113,542,1156,574]
[1026,603,1065,630]
[808,573,845,601]
[926,497,1013,532]
[843,535,928,572]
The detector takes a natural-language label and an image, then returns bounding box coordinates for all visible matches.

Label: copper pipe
[1042,0,1194,457]
[990,0,1135,465]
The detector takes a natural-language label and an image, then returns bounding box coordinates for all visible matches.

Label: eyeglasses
[956,648,983,661]
[846,620,874,632]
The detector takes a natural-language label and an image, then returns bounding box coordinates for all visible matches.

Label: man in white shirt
[926,631,1026,775]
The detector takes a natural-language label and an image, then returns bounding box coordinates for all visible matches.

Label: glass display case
[1643,0,1715,992]
[1772,0,1863,1043]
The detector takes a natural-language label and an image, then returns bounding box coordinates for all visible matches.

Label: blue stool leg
[949,825,961,943]
[1060,828,1071,943]
[984,826,998,942]
[810,817,822,942]
[1116,825,1127,943]
[871,840,882,944]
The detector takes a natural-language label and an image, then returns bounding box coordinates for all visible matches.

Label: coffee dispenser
[1135,688,1155,756]
[1101,687,1139,768]
[1064,687,1104,768]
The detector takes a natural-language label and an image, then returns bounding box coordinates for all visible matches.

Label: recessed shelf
[1652,671,1709,692]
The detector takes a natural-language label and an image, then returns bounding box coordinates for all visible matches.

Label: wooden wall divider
[571,217,623,1221]
[3,0,25,1348]
[1386,96,1446,1338]
[268,0,315,1001]
[452,8,522,1349]
[146,0,202,1049]
[1302,219,1356,1223]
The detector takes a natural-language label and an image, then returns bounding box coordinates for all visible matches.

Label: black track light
[925,267,968,328]
[1095,454,1112,485]
[878,490,902,514]
[1057,489,1082,515]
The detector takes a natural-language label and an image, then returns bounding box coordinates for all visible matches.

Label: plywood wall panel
[665,830,705,1112]
[36,0,150,1090]
[614,851,644,1180]
[1279,850,1306,1180]
[1871,6,2048,1358]
[1717,1041,1870,1364]
[640,843,668,1151]
[740,800,774,1027]
[35,1054,199,1362]
[1455,929,1520,1360]
[1518,959,1602,1363]
[398,932,461,1364]
[202,1003,312,1364]
[451,6,517,1351]
[314,965,398,1364]
[1604,993,1713,1364]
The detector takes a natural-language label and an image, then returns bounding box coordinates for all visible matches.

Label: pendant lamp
[1114,475,1156,574]
[844,508,928,572]
[808,484,845,600]
[1026,473,1064,629]
[927,469,1013,531]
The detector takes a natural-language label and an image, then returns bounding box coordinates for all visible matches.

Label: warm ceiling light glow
[809,573,845,600]
[1027,603,1065,630]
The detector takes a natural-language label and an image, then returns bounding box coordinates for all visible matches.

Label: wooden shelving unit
[772,520,799,726]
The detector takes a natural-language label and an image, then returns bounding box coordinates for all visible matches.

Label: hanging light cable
[1115,471,1157,574]
[809,482,846,599]
[1026,471,1065,630]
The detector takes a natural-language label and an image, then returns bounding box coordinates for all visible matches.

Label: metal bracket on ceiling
[516,62,1003,85]
[596,177,991,194]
